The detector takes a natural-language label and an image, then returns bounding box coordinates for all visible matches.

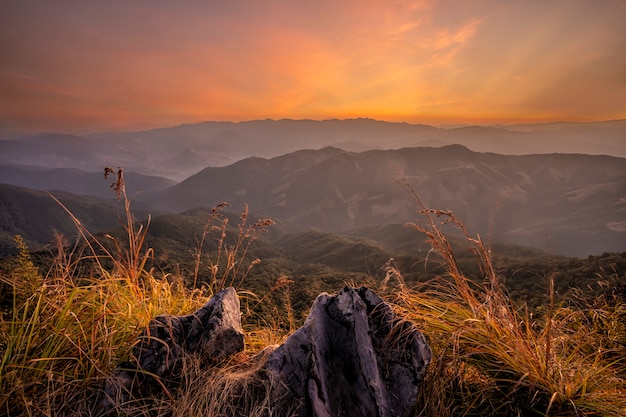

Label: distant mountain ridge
[1,118,624,257]
[0,165,176,198]
[141,145,626,257]
[1,140,624,258]
[0,184,136,255]
[1,118,624,181]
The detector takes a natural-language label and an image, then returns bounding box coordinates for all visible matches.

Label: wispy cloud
[0,0,624,131]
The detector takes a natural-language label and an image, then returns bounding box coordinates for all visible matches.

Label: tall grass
[388,181,626,416]
[0,254,206,416]
[0,168,274,416]
[1,168,624,416]
[192,202,274,294]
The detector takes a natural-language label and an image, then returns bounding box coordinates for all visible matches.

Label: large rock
[133,286,244,378]
[263,286,431,417]
[97,286,431,417]
[99,287,244,413]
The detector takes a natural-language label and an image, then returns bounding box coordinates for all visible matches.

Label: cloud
[1,0,625,130]
[520,40,626,120]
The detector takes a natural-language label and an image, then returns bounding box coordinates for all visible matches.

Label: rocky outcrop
[98,286,431,417]
[133,286,244,377]
[264,286,431,417]
[100,286,244,413]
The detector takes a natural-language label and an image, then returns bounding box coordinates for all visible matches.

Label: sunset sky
[1,0,625,133]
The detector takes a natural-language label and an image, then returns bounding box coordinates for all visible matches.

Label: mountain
[142,145,626,257]
[0,184,149,255]
[0,165,176,199]
[2,179,623,311]
[2,118,625,182]
[0,133,110,170]
[437,120,626,156]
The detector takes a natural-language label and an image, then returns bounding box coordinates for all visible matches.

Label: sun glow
[1,1,625,132]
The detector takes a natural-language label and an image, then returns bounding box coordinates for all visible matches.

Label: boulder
[263,286,431,417]
[98,286,431,417]
[99,286,244,413]
[133,286,244,378]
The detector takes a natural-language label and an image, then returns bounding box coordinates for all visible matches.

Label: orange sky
[1,0,625,132]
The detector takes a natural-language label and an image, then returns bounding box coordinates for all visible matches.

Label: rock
[97,286,431,417]
[263,286,431,417]
[99,286,244,414]
[133,286,244,379]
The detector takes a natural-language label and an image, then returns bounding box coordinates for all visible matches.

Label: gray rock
[263,286,431,417]
[97,286,431,417]
[133,286,244,379]
[99,287,244,414]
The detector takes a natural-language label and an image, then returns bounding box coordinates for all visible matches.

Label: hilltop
[1,144,625,257]
[2,118,625,181]
[142,145,626,257]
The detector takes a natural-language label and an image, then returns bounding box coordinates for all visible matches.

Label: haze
[2,0,625,133]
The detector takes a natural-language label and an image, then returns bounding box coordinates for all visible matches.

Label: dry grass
[0,233,209,416]
[192,202,274,294]
[386,180,626,416]
[0,168,275,416]
[170,348,299,417]
[1,169,624,416]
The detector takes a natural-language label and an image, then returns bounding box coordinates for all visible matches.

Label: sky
[1,0,625,133]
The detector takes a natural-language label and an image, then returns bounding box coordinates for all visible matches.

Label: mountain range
[0,119,625,258]
[0,184,143,255]
[139,145,625,257]
[2,118,625,181]
[0,165,175,199]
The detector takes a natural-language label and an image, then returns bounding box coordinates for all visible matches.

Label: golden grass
[0,244,210,415]
[170,347,299,417]
[0,168,274,416]
[1,168,624,416]
[386,179,626,416]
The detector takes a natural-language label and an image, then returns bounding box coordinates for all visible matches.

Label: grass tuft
[388,180,626,416]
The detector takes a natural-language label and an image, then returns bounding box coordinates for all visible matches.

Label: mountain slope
[0,165,176,199]
[143,146,626,256]
[3,118,625,182]
[0,184,146,255]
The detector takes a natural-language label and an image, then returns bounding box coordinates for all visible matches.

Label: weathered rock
[133,286,244,379]
[97,286,431,417]
[263,286,431,417]
[99,286,244,413]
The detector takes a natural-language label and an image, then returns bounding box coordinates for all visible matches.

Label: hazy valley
[2,118,625,181]
[1,119,625,259]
